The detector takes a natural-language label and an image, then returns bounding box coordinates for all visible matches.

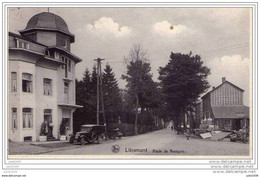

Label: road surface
[42,128,250,156]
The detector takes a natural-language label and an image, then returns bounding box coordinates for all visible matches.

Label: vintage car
[69,124,106,145]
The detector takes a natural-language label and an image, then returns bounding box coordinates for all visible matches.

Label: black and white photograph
[7,5,252,157]
[2,2,259,176]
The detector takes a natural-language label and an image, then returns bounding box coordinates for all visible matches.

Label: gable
[213,81,244,93]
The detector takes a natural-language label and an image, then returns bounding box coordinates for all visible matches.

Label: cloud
[206,55,250,105]
[153,21,190,36]
[87,17,131,38]
[213,55,249,72]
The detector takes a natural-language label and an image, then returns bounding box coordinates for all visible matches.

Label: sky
[8,7,251,106]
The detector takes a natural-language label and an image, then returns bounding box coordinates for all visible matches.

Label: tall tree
[158,52,210,130]
[73,68,95,132]
[73,79,85,132]
[102,64,122,123]
[73,66,99,132]
[122,44,157,134]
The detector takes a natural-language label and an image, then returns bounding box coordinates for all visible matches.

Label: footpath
[8,138,120,155]
[8,140,81,155]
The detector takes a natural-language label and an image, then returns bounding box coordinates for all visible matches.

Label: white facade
[8,12,82,142]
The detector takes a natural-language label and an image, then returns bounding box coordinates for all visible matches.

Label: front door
[44,109,53,137]
[62,109,71,137]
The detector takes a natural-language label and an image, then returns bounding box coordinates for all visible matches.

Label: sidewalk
[8,137,124,155]
[8,140,81,155]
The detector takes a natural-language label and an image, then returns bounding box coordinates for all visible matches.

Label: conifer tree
[102,64,122,123]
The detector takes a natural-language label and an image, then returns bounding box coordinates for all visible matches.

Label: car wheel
[80,137,86,145]
[91,133,98,141]
[97,135,104,144]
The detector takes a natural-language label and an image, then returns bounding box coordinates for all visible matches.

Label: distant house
[200,77,249,130]
[9,12,82,142]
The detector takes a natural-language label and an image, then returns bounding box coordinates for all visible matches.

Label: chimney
[222,77,226,83]
[212,86,215,90]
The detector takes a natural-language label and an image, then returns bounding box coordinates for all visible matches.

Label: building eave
[58,103,83,108]
[48,46,82,63]
[19,28,75,43]
[9,47,44,56]
[9,48,64,66]
[211,106,249,119]
[44,56,65,65]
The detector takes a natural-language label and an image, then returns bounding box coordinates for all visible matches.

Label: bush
[60,121,66,135]
[40,122,47,136]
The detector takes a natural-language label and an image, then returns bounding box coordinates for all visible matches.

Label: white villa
[9,12,82,142]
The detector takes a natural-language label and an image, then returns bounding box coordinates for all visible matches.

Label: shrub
[40,122,47,136]
[60,120,66,135]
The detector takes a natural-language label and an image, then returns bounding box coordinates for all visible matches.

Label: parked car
[69,124,105,145]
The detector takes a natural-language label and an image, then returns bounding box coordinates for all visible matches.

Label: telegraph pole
[94,58,108,140]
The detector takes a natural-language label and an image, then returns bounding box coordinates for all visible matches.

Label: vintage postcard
[2,2,258,175]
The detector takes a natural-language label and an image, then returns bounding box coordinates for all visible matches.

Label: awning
[58,103,83,109]
[212,106,249,119]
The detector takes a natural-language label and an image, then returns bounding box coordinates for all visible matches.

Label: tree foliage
[158,52,211,129]
[73,64,123,132]
[73,67,98,132]
[103,64,122,123]
[122,44,160,134]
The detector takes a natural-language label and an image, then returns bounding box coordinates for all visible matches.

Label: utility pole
[94,58,107,140]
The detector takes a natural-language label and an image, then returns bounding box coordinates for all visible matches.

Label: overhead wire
[100,43,250,64]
